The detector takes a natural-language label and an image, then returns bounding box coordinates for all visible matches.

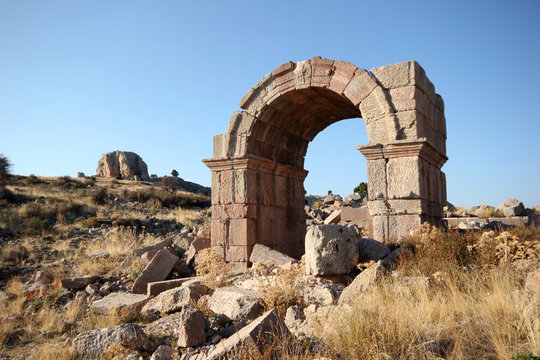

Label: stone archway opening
[203,57,447,267]
[303,117,368,199]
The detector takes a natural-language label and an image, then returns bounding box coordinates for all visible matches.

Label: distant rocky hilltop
[96,151,149,180]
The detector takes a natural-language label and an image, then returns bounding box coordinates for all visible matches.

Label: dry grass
[250,261,305,317]
[195,248,234,289]
[327,266,539,359]
[322,225,540,360]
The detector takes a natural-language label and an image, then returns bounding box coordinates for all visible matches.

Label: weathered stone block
[177,305,206,348]
[220,170,234,205]
[329,60,358,94]
[225,245,252,263]
[132,249,179,294]
[147,278,195,296]
[366,159,387,200]
[370,61,435,102]
[229,218,256,246]
[343,69,376,106]
[359,86,393,123]
[208,287,263,321]
[387,157,421,199]
[227,111,256,137]
[323,209,342,224]
[305,224,360,275]
[205,309,290,360]
[211,219,228,246]
[249,244,296,266]
[310,57,334,87]
[294,60,312,89]
[90,292,150,315]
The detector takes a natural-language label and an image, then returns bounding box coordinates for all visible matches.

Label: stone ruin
[203,58,447,266]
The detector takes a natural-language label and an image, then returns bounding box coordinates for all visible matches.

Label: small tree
[0,154,11,187]
[353,182,368,200]
[171,169,179,177]
[327,190,333,195]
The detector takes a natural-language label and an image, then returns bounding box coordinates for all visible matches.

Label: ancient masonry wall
[204,58,447,266]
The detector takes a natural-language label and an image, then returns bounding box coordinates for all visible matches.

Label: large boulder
[73,323,154,358]
[96,151,150,180]
[176,305,206,347]
[305,224,360,275]
[498,198,525,217]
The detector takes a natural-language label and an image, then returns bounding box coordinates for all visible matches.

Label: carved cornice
[202,155,308,180]
[357,138,448,168]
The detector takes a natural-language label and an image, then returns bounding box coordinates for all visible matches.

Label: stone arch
[203,57,447,266]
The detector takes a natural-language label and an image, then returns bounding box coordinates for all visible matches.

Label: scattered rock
[90,292,150,315]
[132,249,179,294]
[323,209,341,224]
[73,323,154,359]
[249,244,296,267]
[133,239,171,257]
[338,262,386,305]
[61,275,100,290]
[357,237,389,263]
[177,305,206,347]
[141,281,209,316]
[185,237,211,266]
[305,224,360,275]
[208,287,263,321]
[150,345,176,360]
[498,198,525,217]
[205,309,290,360]
[147,278,196,296]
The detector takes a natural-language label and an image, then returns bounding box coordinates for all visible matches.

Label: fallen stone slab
[141,281,209,316]
[133,239,171,257]
[61,275,100,289]
[144,313,184,339]
[177,305,206,347]
[249,244,296,266]
[338,262,386,305]
[205,309,290,360]
[73,323,154,359]
[305,224,360,275]
[357,237,389,263]
[208,287,263,321]
[150,345,176,360]
[147,277,196,296]
[132,249,179,294]
[90,292,150,315]
[185,237,211,266]
[323,209,342,224]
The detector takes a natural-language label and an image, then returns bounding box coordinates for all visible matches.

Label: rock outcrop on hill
[96,151,149,180]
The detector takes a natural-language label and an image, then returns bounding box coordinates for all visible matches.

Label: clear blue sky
[1,1,539,208]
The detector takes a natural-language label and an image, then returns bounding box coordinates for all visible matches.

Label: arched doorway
[203,57,447,266]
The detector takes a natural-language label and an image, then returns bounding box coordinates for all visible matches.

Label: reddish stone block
[225,245,252,263]
[329,61,358,94]
[220,170,234,205]
[211,219,228,246]
[229,218,256,246]
[310,57,334,87]
[343,69,377,106]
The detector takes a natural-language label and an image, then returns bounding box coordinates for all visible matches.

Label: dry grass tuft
[195,248,234,289]
[251,261,305,317]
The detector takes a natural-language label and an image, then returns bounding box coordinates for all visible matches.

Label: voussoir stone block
[343,69,377,106]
